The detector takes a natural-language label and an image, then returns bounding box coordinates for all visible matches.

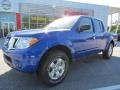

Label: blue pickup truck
[2,16,117,86]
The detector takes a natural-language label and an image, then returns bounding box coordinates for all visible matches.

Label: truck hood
[8,29,70,37]
[9,29,46,36]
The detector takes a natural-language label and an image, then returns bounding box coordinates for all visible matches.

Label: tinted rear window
[94,19,104,33]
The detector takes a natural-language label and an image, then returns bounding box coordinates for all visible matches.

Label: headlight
[15,37,38,49]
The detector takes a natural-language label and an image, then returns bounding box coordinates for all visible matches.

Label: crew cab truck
[2,16,117,86]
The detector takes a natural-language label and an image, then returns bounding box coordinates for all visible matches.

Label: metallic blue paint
[2,16,117,73]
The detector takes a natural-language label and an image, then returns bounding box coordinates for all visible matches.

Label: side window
[94,19,103,33]
[100,21,105,32]
[79,17,93,32]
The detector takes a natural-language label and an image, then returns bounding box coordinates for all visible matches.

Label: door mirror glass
[77,17,93,33]
[79,25,91,32]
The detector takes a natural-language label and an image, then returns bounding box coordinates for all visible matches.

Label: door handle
[93,36,96,40]
[93,34,96,40]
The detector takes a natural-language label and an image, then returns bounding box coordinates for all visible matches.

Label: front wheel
[102,43,113,59]
[37,50,69,86]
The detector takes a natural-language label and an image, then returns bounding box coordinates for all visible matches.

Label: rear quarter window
[94,19,104,33]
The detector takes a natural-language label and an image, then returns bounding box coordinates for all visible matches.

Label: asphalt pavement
[0,39,120,90]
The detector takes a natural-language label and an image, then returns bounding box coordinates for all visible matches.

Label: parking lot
[0,39,120,90]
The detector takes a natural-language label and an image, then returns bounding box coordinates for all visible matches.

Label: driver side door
[72,17,97,57]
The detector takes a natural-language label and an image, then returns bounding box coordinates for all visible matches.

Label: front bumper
[2,48,40,73]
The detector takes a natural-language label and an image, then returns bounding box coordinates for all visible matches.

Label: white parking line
[92,84,120,90]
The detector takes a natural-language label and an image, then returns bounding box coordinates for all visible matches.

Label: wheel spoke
[55,71,60,78]
[50,62,55,68]
[49,69,54,78]
[56,58,62,66]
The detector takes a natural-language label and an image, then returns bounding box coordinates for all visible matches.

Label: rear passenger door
[93,19,106,50]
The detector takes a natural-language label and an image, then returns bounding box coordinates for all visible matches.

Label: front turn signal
[29,38,38,46]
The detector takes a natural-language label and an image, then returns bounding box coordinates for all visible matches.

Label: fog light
[15,60,22,69]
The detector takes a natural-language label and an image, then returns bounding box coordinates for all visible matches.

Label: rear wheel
[37,50,69,86]
[102,43,113,59]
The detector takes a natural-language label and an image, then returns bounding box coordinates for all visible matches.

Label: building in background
[0,0,19,37]
[0,0,109,37]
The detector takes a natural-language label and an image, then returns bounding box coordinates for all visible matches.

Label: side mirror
[78,25,91,32]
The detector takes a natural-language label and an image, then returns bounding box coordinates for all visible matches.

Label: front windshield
[44,16,79,30]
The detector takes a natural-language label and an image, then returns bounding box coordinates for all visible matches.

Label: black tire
[37,50,69,86]
[102,43,113,59]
